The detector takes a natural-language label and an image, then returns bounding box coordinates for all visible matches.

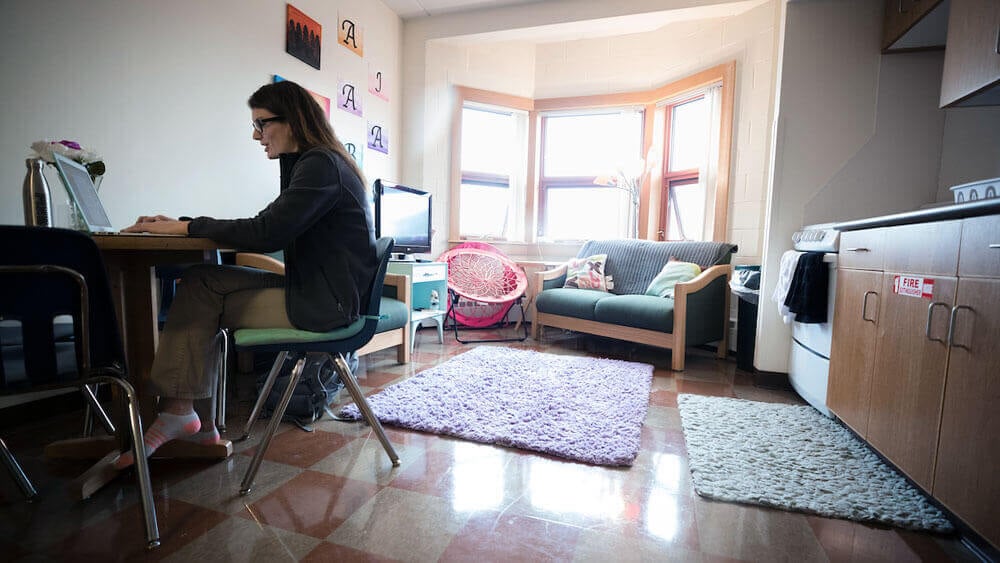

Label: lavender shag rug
[677,394,953,532]
[339,346,654,466]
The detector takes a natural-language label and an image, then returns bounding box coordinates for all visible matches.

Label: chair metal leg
[81,384,115,437]
[96,375,160,550]
[0,437,38,501]
[333,353,400,467]
[240,356,305,496]
[239,351,290,442]
[216,329,229,432]
[449,298,529,344]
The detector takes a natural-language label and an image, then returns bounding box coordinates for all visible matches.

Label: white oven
[788,225,839,417]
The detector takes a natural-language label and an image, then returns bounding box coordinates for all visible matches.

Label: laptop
[52,152,116,233]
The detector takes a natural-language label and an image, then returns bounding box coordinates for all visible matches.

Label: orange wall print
[286,4,321,69]
[338,12,364,58]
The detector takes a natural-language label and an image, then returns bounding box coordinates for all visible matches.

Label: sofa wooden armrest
[536,263,569,283]
[530,264,569,339]
[672,264,732,367]
[355,272,410,364]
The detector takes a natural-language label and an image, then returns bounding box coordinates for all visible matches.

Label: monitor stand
[390,253,416,262]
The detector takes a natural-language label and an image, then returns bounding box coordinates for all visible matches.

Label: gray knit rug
[677,394,953,532]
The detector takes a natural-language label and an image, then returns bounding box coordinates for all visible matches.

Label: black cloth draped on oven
[783,251,828,324]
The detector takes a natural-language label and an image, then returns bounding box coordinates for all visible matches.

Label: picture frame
[286,4,321,70]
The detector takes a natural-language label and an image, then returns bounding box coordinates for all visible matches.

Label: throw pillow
[563,254,613,291]
[645,260,702,298]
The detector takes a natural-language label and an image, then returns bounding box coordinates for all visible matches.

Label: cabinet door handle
[925,302,949,343]
[947,305,974,350]
[862,291,878,323]
[898,0,907,13]
[845,247,871,253]
[989,244,1000,249]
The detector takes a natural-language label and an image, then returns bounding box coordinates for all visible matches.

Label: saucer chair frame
[437,244,529,343]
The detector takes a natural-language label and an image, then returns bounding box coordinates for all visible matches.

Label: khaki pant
[148,264,290,421]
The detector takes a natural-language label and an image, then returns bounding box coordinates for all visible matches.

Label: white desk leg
[410,320,419,354]
[434,315,444,343]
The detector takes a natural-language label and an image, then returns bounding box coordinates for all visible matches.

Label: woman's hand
[122,215,190,235]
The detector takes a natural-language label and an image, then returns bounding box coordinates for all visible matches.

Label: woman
[116,80,376,468]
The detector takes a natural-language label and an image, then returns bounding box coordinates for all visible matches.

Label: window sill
[447,239,582,263]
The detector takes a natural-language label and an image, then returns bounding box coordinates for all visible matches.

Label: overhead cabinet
[940,0,1000,106]
[882,0,948,52]
[827,214,1000,549]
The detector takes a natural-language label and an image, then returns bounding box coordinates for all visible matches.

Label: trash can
[730,266,760,372]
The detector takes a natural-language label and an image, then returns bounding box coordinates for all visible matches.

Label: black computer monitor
[373,179,432,260]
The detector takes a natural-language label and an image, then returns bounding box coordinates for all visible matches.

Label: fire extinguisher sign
[893,275,934,299]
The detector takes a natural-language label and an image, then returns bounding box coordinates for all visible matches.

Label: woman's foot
[114,411,201,469]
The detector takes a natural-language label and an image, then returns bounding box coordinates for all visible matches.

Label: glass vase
[66,197,88,231]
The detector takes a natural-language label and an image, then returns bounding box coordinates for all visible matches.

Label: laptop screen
[52,153,114,232]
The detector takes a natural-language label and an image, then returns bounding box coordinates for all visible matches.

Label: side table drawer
[410,263,446,282]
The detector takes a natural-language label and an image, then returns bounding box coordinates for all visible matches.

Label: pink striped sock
[114,412,200,469]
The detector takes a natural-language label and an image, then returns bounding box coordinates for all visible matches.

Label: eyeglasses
[251,116,284,134]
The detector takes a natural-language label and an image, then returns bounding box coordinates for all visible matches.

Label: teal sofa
[531,240,736,371]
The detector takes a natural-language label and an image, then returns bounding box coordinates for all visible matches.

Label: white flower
[30,139,102,165]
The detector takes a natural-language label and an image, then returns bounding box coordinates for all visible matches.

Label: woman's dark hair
[248,80,366,186]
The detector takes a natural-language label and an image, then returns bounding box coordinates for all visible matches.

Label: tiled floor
[0,329,983,562]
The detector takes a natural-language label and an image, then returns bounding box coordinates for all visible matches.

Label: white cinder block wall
[0,0,402,229]
[422,1,780,267]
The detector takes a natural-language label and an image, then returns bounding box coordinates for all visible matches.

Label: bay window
[450,61,734,249]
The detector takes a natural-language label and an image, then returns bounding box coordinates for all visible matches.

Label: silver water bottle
[23,158,52,226]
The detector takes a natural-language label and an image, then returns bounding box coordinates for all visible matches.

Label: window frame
[536,108,646,240]
[450,87,535,242]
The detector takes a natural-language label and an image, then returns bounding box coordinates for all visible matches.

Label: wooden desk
[45,235,233,498]
[94,235,224,405]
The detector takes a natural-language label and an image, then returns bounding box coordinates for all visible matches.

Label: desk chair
[0,226,160,549]
[234,237,401,495]
[212,252,410,433]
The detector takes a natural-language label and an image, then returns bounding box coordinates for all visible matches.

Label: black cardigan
[188,147,376,332]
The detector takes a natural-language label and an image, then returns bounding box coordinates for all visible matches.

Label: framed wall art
[286,4,321,69]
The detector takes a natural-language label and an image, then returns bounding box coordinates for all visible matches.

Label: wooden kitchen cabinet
[827,269,881,437]
[865,273,956,490]
[940,0,1000,106]
[829,214,1000,549]
[932,215,1000,549]
[882,0,948,52]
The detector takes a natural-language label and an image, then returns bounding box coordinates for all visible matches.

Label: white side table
[386,261,448,352]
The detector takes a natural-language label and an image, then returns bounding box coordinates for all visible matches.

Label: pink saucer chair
[436,242,528,343]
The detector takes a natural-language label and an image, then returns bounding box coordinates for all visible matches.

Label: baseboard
[832,417,999,561]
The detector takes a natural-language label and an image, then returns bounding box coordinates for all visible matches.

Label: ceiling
[381,0,551,19]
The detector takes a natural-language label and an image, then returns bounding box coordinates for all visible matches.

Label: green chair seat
[234,318,366,348]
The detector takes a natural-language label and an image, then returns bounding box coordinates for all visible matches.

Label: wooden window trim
[461,171,509,187]
[450,60,735,244]
[658,170,699,241]
[451,88,534,241]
